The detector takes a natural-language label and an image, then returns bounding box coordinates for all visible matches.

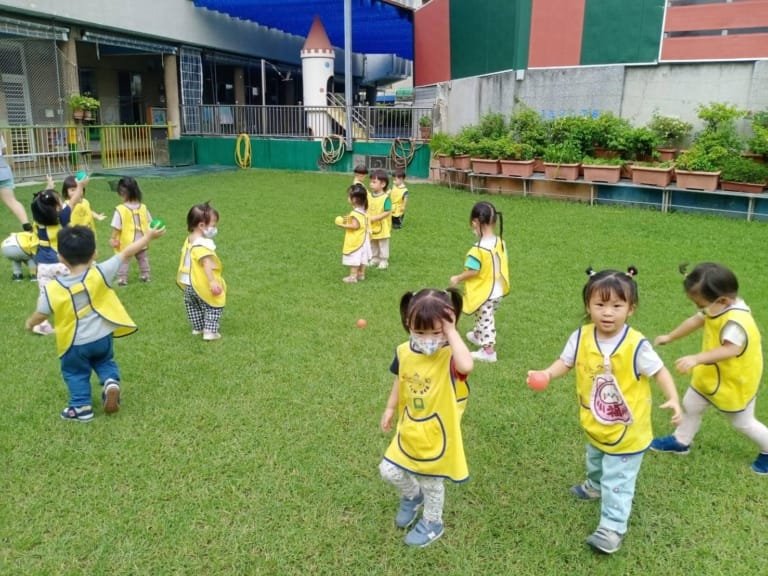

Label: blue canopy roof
[192,0,414,60]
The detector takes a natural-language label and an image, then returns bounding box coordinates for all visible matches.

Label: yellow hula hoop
[235,133,252,168]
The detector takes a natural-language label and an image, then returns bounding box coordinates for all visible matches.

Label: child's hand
[110,238,120,249]
[45,174,54,189]
[210,281,222,296]
[449,275,460,287]
[147,226,166,240]
[93,212,106,221]
[334,215,345,226]
[659,398,683,426]
[654,334,672,346]
[380,408,395,432]
[440,307,458,336]
[674,355,698,374]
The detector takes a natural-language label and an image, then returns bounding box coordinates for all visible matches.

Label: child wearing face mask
[176,202,225,341]
[379,287,474,548]
[449,201,509,363]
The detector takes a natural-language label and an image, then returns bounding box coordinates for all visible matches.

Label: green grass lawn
[2,170,767,575]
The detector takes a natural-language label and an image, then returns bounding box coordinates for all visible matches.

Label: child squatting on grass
[176,202,226,341]
[650,262,768,475]
[335,183,371,283]
[527,267,682,555]
[25,224,166,422]
[379,288,473,548]
[449,201,509,363]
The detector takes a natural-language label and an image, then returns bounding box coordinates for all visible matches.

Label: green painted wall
[450,0,531,80]
[581,0,665,65]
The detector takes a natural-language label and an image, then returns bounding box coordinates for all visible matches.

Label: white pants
[675,388,768,452]
[370,238,390,263]
[379,459,445,524]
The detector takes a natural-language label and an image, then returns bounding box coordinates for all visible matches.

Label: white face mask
[410,334,447,356]
[202,226,218,239]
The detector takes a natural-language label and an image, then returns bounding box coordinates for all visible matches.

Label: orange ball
[356,318,367,329]
[527,371,549,392]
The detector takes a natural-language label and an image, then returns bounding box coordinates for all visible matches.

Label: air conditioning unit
[367,155,391,171]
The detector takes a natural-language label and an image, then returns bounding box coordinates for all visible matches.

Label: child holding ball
[380,288,473,548]
[334,183,370,283]
[176,202,226,341]
[527,267,681,554]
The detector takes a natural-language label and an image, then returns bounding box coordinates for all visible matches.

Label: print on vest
[589,371,633,425]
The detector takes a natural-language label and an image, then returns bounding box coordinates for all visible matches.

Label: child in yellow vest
[25,224,166,421]
[335,183,370,283]
[352,163,368,195]
[368,169,392,269]
[110,176,153,285]
[390,168,409,229]
[449,201,509,363]
[650,262,768,475]
[176,202,226,341]
[380,288,473,548]
[59,174,105,234]
[2,230,37,281]
[527,267,682,554]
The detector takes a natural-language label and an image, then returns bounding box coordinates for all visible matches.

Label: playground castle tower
[301,16,335,138]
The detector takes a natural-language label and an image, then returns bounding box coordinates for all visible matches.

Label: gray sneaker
[395,493,423,528]
[586,527,624,554]
[570,482,601,501]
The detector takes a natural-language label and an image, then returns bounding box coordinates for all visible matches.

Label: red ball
[356,318,367,329]
[527,371,549,391]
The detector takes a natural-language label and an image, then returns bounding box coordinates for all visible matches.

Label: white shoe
[471,349,497,363]
[369,258,380,267]
[203,331,222,341]
[378,261,389,270]
[466,331,482,346]
[192,330,203,336]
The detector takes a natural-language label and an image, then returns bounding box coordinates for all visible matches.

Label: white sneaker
[192,330,203,336]
[203,331,222,341]
[466,331,482,346]
[471,349,497,363]
[378,261,389,270]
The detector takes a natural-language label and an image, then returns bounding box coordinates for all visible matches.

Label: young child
[352,163,369,194]
[650,262,768,475]
[527,267,682,554]
[25,224,166,421]
[449,201,509,363]
[334,183,370,283]
[2,230,37,281]
[380,288,473,548]
[390,168,409,229]
[368,169,392,270]
[176,202,226,341]
[59,174,105,233]
[110,176,153,285]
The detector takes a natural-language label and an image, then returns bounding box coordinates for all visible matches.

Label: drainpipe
[344,0,353,150]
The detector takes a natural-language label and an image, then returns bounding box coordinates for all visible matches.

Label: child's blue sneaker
[650,435,690,454]
[102,380,121,414]
[751,453,768,475]
[570,482,601,501]
[404,518,444,548]
[395,493,423,528]
[60,405,93,422]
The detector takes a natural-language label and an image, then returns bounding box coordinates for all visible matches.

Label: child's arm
[369,210,392,223]
[117,225,165,261]
[380,377,400,432]
[651,366,683,425]
[654,313,704,346]
[334,216,360,230]
[91,209,106,221]
[449,269,478,287]
[201,254,223,296]
[674,341,742,374]
[25,311,48,331]
[527,359,572,387]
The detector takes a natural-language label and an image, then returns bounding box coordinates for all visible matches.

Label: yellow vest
[70,198,96,233]
[692,306,762,411]
[14,231,39,256]
[462,238,510,314]
[45,267,137,356]
[342,210,367,255]
[390,184,408,217]
[574,325,652,454]
[176,237,226,307]
[114,204,150,252]
[367,192,391,240]
[384,342,469,481]
[37,223,61,251]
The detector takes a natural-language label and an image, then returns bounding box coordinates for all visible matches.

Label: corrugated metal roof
[192,0,414,60]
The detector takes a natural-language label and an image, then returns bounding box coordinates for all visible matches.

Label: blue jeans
[583,443,645,534]
[60,335,120,407]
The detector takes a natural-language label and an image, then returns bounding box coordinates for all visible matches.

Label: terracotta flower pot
[582,164,622,183]
[656,148,678,162]
[499,159,535,178]
[438,154,454,169]
[453,154,471,171]
[543,162,581,181]
[471,158,500,175]
[721,180,766,193]
[631,165,673,187]
[675,170,721,192]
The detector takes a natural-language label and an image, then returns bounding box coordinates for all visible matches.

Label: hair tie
[585,266,595,277]
[678,262,689,276]
[626,265,638,278]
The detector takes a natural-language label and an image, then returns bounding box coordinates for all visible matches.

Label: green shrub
[508,105,549,156]
[748,124,768,156]
[542,141,582,164]
[647,112,693,148]
[674,145,728,172]
[498,139,534,160]
[623,126,661,160]
[719,156,768,184]
[477,112,507,139]
[428,132,455,157]
[581,155,624,166]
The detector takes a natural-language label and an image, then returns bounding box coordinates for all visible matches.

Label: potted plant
[429,132,455,168]
[542,141,582,181]
[719,156,768,193]
[631,160,674,187]
[674,145,725,191]
[508,104,549,172]
[68,94,89,120]
[452,127,480,171]
[470,137,501,175]
[419,115,433,140]
[498,140,535,178]
[746,110,768,161]
[647,112,693,160]
[581,156,623,183]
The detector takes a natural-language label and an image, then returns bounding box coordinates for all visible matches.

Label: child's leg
[595,446,644,535]
[418,475,445,524]
[90,335,121,385]
[136,249,150,281]
[726,398,768,452]
[202,303,223,335]
[117,259,130,284]
[60,346,95,408]
[184,286,205,333]
[474,298,501,352]
[674,388,710,445]
[379,459,420,499]
[377,238,390,268]
[10,258,23,277]
[370,240,380,265]
[356,264,365,280]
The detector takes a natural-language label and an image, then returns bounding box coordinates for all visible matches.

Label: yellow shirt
[462,237,509,314]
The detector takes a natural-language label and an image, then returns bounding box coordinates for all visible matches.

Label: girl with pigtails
[527,267,682,555]
[379,288,474,548]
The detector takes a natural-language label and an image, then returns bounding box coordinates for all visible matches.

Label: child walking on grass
[367,169,392,270]
[176,202,226,341]
[335,183,370,283]
[650,262,768,475]
[25,224,165,421]
[390,168,409,229]
[527,267,682,555]
[110,176,153,285]
[449,201,509,363]
[380,288,473,548]
[60,174,105,234]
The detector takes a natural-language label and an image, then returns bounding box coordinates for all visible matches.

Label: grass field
[2,169,767,575]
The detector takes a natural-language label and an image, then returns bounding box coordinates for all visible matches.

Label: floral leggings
[379,459,445,524]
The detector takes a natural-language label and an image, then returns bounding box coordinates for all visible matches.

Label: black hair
[582,266,639,308]
[117,176,142,202]
[370,168,389,190]
[353,164,368,176]
[186,201,220,232]
[348,184,368,210]
[470,201,503,238]
[30,189,61,226]
[61,175,81,200]
[57,225,96,265]
[394,168,406,179]
[399,288,463,333]
[681,262,738,302]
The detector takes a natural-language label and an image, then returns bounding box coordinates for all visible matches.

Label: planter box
[675,170,721,192]
[453,154,471,171]
[621,162,633,180]
[721,180,766,193]
[543,162,581,181]
[438,154,454,169]
[471,158,500,175]
[582,164,621,183]
[657,148,678,162]
[631,165,673,187]
[533,157,546,173]
[499,159,535,178]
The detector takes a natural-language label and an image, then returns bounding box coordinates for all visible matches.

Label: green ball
[150,218,165,229]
